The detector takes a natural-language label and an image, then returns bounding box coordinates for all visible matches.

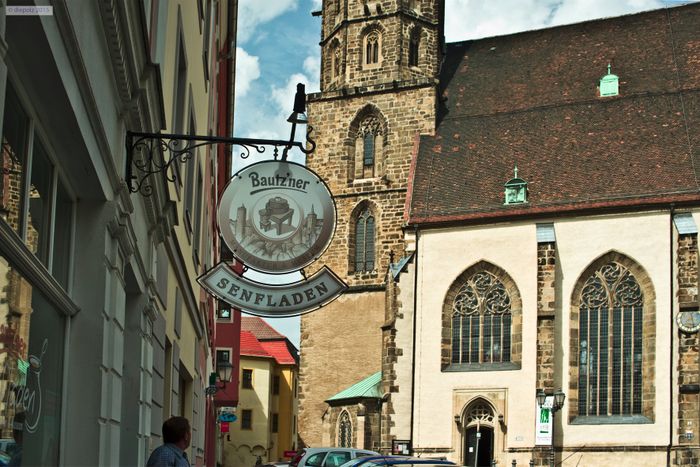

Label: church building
[300,1,700,466]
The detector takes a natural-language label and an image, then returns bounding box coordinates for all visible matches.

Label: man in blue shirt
[147,416,192,467]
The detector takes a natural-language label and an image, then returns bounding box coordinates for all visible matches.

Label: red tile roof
[408,4,700,225]
[241,316,284,340]
[239,331,269,358]
[260,340,296,365]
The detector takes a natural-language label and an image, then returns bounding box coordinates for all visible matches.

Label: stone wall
[674,233,700,465]
[536,242,556,392]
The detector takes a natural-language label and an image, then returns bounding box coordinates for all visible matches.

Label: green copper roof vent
[599,64,619,97]
[504,165,527,205]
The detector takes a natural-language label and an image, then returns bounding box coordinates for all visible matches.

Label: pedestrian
[146,416,192,467]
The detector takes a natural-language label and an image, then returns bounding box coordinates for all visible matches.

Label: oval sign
[218,161,337,274]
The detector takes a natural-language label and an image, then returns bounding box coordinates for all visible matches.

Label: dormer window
[599,64,619,97]
[504,165,527,205]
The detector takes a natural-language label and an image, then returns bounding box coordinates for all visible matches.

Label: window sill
[570,415,652,425]
[443,362,520,372]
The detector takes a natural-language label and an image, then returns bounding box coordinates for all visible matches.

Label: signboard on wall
[535,396,553,445]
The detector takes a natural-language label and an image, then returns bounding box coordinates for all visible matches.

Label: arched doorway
[462,401,495,467]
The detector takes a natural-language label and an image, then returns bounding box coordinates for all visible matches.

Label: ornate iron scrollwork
[125,83,316,196]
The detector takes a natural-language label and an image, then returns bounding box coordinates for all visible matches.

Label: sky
[233,0,698,348]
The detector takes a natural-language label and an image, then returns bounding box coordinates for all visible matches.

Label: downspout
[409,226,420,454]
[668,203,676,466]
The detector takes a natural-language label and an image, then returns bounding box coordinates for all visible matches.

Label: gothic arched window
[333,47,342,79]
[451,271,512,365]
[338,411,352,447]
[409,29,420,67]
[577,262,643,417]
[364,31,380,66]
[356,116,382,179]
[354,209,375,273]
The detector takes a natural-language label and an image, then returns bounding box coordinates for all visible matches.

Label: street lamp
[206,361,233,396]
[536,388,566,467]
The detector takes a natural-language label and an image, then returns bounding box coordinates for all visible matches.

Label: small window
[242,409,253,429]
[273,375,280,395]
[271,413,279,433]
[363,134,374,167]
[217,301,232,320]
[365,31,380,66]
[408,30,420,67]
[216,349,230,367]
[242,369,253,389]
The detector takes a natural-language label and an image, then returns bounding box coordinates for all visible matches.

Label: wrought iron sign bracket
[125,83,315,196]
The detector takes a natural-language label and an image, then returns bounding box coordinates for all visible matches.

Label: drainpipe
[668,204,676,466]
[410,227,420,455]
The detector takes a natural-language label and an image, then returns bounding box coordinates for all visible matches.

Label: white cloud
[444,0,666,42]
[238,0,299,44]
[310,0,323,11]
[235,47,261,98]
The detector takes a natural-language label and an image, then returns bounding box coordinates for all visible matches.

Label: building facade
[301,1,700,466]
[226,317,298,467]
[300,0,443,448]
[0,1,235,465]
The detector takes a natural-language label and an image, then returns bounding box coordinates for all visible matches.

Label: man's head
[162,416,191,449]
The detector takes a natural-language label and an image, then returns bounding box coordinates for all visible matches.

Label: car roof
[339,456,456,467]
[304,448,378,453]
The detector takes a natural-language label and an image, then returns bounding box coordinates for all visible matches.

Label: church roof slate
[408,3,700,225]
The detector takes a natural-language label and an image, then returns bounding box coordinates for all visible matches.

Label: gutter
[410,227,420,454]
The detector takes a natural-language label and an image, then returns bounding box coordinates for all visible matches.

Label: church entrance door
[464,426,493,467]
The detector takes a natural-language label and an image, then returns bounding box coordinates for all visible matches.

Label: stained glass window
[578,262,643,416]
[451,271,512,364]
[338,411,352,447]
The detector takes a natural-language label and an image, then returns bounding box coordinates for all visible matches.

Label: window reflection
[26,138,52,265]
[0,84,28,237]
[0,254,64,466]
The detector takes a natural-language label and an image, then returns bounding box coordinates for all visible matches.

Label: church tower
[299,0,444,449]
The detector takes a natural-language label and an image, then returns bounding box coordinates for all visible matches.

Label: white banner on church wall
[535,396,554,446]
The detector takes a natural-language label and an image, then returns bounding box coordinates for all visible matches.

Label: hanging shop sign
[200,160,347,318]
[199,262,346,318]
[217,160,336,274]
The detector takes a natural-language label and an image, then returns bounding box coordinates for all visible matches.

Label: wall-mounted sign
[535,396,553,446]
[218,160,336,274]
[220,421,230,433]
[219,412,237,423]
[199,262,346,318]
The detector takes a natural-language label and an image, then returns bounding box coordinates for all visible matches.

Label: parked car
[292,448,380,467]
[338,455,456,467]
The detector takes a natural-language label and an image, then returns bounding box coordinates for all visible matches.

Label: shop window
[0,82,74,290]
[0,253,66,466]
